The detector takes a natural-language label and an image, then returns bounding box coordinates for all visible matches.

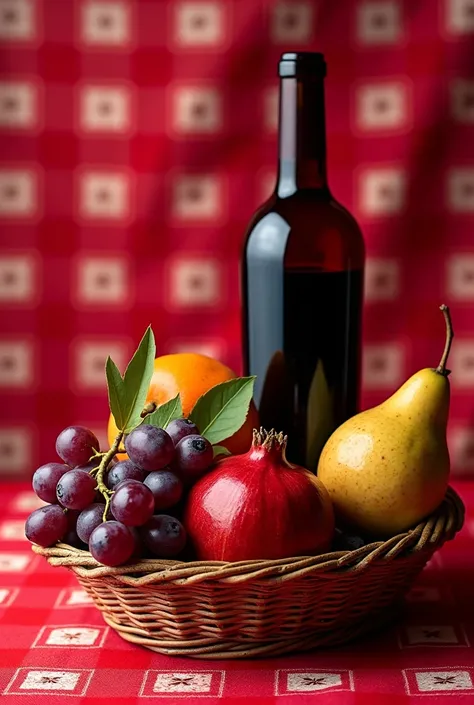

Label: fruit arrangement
[25,305,456,570]
[25,327,259,566]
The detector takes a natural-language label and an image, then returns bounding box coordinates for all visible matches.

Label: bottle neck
[276,76,328,198]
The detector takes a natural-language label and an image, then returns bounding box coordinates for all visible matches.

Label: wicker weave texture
[33,487,465,659]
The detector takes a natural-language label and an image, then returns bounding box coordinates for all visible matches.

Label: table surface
[0,481,473,704]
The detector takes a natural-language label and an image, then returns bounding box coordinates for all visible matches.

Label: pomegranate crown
[252,427,288,451]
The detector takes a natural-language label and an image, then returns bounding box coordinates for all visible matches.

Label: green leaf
[213,445,231,459]
[105,326,156,434]
[105,356,127,431]
[144,394,183,429]
[121,326,156,433]
[189,376,256,446]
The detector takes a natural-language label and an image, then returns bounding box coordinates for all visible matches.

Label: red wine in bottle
[242,52,365,470]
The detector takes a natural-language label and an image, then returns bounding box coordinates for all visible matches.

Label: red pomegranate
[184,429,334,562]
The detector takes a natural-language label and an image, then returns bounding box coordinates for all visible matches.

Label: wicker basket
[33,486,464,659]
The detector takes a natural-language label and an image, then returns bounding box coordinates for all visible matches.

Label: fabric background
[0,0,473,479]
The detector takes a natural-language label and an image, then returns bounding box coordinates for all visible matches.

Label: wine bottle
[242,52,365,470]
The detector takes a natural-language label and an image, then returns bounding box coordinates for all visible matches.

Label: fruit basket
[33,486,464,660]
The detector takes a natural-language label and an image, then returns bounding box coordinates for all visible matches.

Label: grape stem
[94,431,124,521]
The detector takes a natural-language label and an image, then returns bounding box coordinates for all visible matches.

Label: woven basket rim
[32,485,465,586]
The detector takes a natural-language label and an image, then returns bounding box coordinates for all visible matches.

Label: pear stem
[436,304,454,376]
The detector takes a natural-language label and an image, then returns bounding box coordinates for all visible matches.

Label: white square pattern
[80,85,131,133]
[414,670,473,692]
[365,258,400,301]
[168,339,224,360]
[287,672,342,692]
[264,86,279,133]
[406,587,441,602]
[447,254,474,300]
[174,2,225,47]
[451,340,474,386]
[450,428,474,474]
[0,0,35,41]
[446,0,474,35]
[271,2,313,44]
[9,490,44,512]
[451,79,474,122]
[359,167,406,215]
[447,168,474,211]
[170,258,221,308]
[46,627,101,646]
[140,670,224,697]
[356,1,402,45]
[76,256,129,306]
[0,552,31,572]
[22,671,81,691]
[172,86,222,134]
[276,670,353,695]
[363,344,404,389]
[66,589,94,605]
[0,169,37,218]
[55,588,95,608]
[78,171,130,220]
[73,340,128,390]
[0,81,36,128]
[80,1,131,46]
[0,339,33,388]
[356,82,408,132]
[0,427,32,475]
[172,175,220,220]
[0,254,37,304]
[4,668,94,697]
[404,625,462,645]
[0,519,27,540]
[153,673,212,693]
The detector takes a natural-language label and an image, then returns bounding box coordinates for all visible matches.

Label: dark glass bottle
[242,52,365,470]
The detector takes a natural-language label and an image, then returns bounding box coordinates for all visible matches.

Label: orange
[107,353,259,457]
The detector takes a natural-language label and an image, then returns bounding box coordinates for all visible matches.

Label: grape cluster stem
[90,431,124,521]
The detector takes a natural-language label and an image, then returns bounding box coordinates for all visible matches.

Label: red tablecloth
[0,481,473,704]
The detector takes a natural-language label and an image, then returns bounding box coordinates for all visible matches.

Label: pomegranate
[184,428,334,562]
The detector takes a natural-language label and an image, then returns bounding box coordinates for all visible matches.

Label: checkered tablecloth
[0,480,473,704]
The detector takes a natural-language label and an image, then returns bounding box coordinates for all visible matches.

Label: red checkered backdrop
[0,0,473,480]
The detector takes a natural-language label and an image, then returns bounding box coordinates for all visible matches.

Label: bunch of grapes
[25,418,215,567]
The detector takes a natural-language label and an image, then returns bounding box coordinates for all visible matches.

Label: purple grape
[139,515,187,558]
[63,527,86,549]
[32,463,69,504]
[63,509,84,548]
[124,425,174,471]
[89,521,135,566]
[25,505,68,547]
[128,527,145,561]
[106,460,145,490]
[56,469,97,510]
[110,480,155,526]
[144,470,183,511]
[74,460,101,473]
[166,418,199,446]
[56,426,100,467]
[76,503,106,544]
[66,509,81,528]
[174,435,213,481]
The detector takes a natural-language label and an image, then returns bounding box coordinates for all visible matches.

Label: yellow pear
[317,305,454,537]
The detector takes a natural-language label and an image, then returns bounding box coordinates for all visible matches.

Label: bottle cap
[278,52,327,78]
